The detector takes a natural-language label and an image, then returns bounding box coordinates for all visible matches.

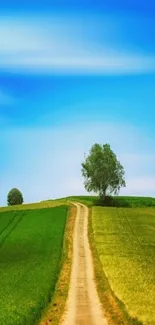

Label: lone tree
[7,188,24,206]
[81,143,126,201]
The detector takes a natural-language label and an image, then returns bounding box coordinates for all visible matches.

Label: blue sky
[0,0,155,205]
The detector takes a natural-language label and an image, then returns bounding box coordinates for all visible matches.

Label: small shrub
[7,188,24,206]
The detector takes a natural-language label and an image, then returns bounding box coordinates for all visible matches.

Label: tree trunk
[99,190,106,204]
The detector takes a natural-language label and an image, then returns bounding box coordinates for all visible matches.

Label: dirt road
[60,202,107,325]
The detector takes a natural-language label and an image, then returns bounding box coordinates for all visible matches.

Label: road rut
[60,202,107,325]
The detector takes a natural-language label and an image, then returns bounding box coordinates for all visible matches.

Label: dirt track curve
[60,202,108,325]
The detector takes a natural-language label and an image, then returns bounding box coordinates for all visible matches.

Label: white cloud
[0,14,155,75]
[2,54,155,75]
[0,122,155,206]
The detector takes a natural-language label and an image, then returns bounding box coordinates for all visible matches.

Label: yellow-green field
[92,207,155,325]
[0,199,68,213]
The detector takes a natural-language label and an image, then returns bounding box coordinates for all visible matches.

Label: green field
[92,207,155,324]
[0,206,68,325]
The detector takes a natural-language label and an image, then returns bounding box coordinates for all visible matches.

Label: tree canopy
[81,143,126,200]
[7,188,24,206]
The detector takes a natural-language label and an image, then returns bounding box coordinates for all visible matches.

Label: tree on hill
[7,188,24,206]
[81,143,126,201]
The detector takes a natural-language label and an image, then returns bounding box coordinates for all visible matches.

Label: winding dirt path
[60,202,107,325]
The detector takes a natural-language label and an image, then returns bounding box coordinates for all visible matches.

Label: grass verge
[39,204,76,325]
[88,207,143,325]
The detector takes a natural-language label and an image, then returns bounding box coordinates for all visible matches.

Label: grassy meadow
[0,205,68,325]
[0,195,155,325]
[92,206,155,324]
